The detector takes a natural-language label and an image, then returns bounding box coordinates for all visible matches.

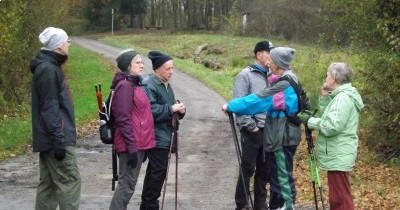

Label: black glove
[127,152,138,168]
[54,141,66,161]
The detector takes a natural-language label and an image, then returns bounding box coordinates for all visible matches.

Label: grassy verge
[0,45,114,160]
[101,33,364,106]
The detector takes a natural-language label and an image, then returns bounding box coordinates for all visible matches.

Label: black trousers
[140,148,170,210]
[235,128,270,210]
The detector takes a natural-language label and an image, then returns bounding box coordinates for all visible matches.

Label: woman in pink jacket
[109,49,156,210]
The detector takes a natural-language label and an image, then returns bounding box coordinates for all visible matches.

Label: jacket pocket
[263,117,286,152]
[283,123,301,146]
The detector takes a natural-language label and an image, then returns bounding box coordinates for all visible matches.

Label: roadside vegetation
[102,33,364,104]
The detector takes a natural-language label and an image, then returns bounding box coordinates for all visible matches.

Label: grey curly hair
[327,62,353,84]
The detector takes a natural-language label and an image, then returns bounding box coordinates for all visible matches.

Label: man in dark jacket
[30,27,81,210]
[140,51,186,210]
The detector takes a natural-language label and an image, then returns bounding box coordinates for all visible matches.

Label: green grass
[0,45,114,159]
[101,33,365,107]
[0,117,32,157]
[173,59,234,99]
[66,46,114,123]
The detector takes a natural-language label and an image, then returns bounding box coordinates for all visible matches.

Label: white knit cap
[39,27,69,50]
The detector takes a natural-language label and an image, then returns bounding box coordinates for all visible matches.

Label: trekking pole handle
[304,109,318,154]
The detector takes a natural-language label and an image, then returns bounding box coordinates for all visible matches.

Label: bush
[321,0,400,159]
[0,0,75,114]
[360,52,400,149]
[230,57,248,68]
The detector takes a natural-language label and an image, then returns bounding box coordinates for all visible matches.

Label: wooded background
[0,0,399,157]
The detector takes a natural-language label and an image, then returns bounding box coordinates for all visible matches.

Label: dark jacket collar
[30,50,68,73]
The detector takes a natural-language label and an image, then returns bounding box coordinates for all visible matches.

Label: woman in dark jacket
[109,49,156,210]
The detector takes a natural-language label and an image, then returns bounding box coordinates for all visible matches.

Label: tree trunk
[150,0,155,26]
[172,0,178,29]
[130,10,134,28]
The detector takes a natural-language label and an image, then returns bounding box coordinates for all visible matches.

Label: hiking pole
[304,111,325,210]
[161,112,180,210]
[305,127,319,209]
[228,112,255,210]
[173,113,180,210]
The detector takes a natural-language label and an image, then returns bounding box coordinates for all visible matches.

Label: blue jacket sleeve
[226,79,298,116]
[227,93,273,115]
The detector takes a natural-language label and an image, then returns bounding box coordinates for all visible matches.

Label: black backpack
[95,83,123,190]
[98,89,116,144]
[277,75,311,126]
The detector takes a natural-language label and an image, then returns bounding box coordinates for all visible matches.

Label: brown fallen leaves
[76,119,99,140]
[295,136,400,210]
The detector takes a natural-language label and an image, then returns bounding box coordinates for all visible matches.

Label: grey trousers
[35,146,81,210]
[109,151,145,210]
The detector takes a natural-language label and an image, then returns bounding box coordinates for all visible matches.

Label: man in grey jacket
[233,41,274,210]
[30,27,81,210]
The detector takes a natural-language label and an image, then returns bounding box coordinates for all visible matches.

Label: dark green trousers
[35,146,81,210]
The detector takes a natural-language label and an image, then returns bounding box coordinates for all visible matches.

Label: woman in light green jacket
[298,62,364,210]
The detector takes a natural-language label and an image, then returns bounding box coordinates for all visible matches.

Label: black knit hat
[148,51,172,70]
[253,41,274,54]
[116,49,138,72]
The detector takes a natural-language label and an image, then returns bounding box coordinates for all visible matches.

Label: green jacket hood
[332,83,364,112]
